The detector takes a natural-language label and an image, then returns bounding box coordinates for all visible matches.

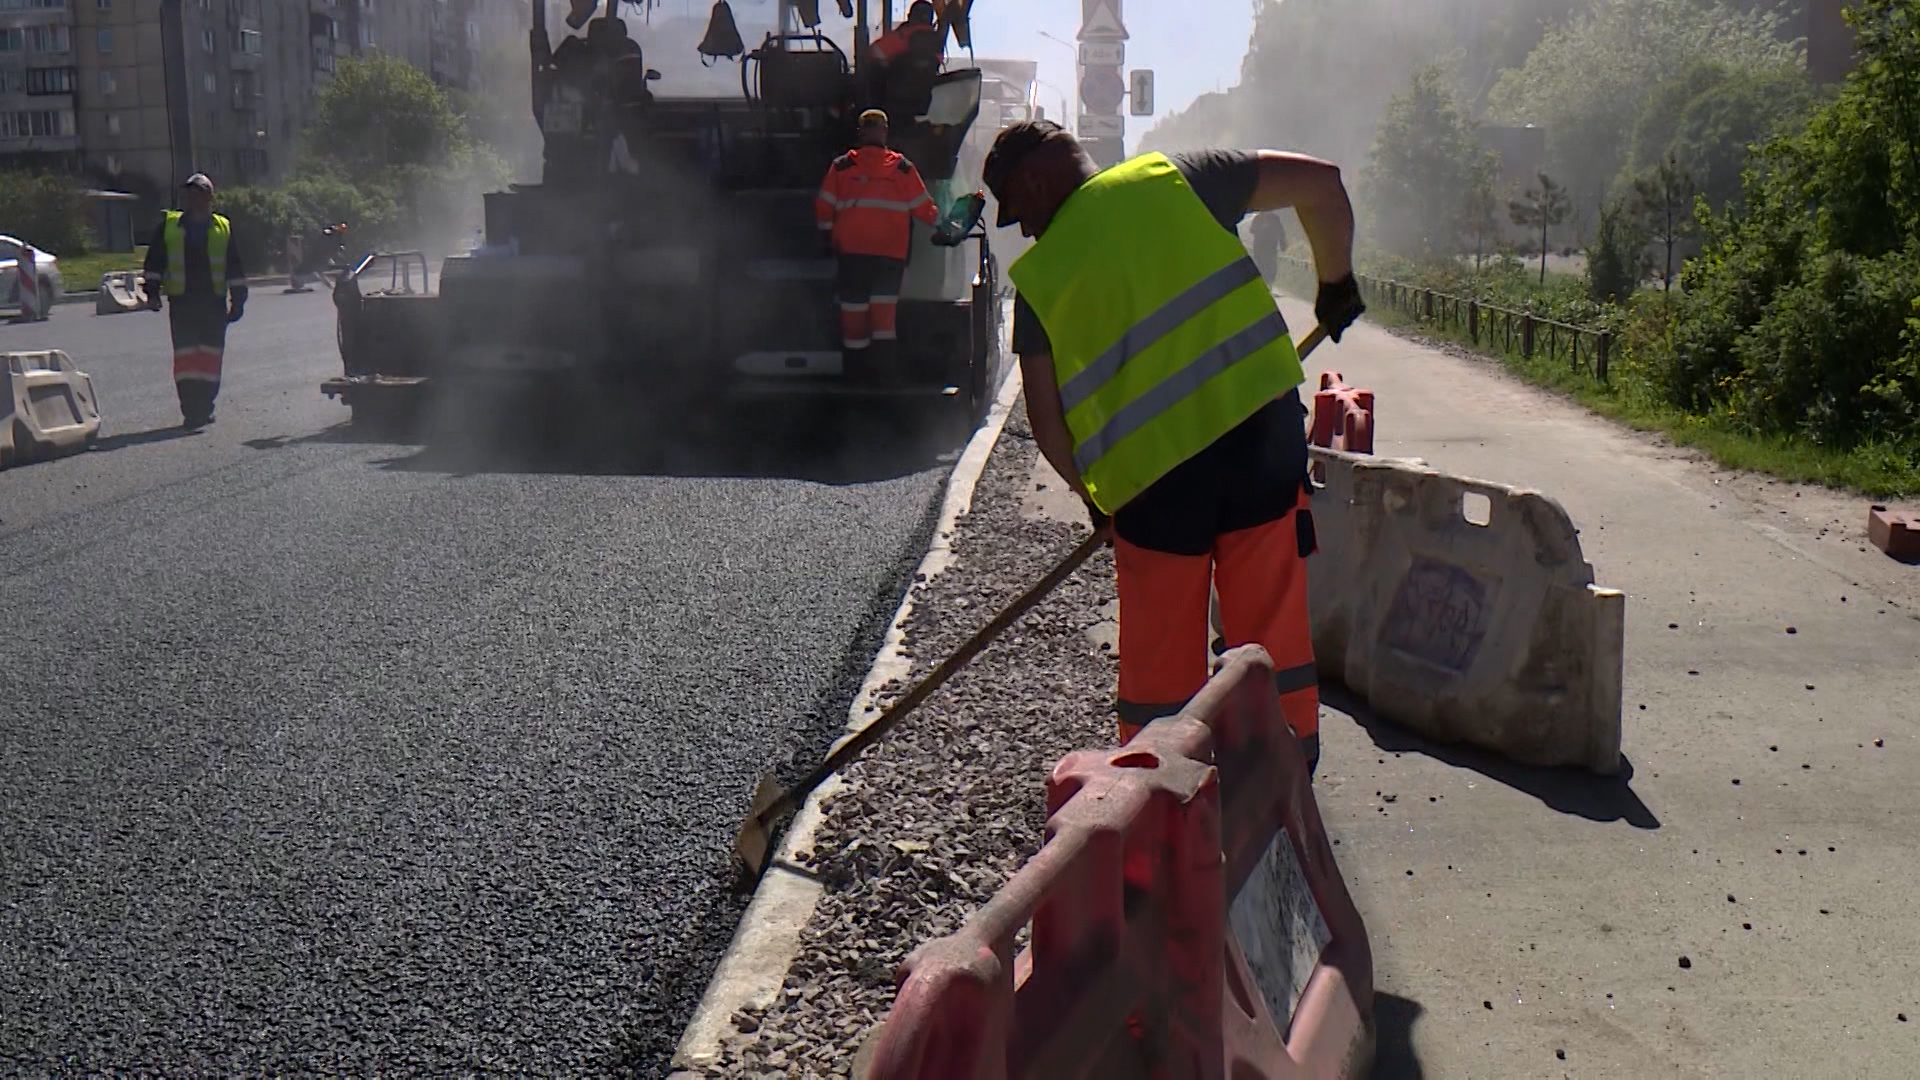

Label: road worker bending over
[984,121,1366,774]
[142,173,249,430]
[815,109,941,377]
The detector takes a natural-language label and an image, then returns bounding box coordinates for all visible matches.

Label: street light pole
[1036,30,1078,136]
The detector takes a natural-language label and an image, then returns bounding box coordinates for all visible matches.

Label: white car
[0,235,65,312]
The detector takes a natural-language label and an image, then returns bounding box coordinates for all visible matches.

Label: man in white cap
[142,172,248,429]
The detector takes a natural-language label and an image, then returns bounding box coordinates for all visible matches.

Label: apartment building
[0,0,528,226]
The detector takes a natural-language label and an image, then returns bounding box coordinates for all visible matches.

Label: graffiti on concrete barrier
[1383,556,1490,673]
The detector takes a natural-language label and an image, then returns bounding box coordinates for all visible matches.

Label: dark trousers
[835,254,907,354]
[169,295,228,425]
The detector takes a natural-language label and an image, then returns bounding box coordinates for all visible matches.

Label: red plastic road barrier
[864,648,1374,1080]
[1868,505,1920,563]
[1308,372,1374,455]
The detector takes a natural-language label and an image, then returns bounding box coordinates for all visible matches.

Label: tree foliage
[0,172,91,255]
[306,55,473,181]
[1363,66,1494,258]
[1633,154,1699,291]
[1664,0,1920,448]
[1488,0,1801,224]
[1509,173,1571,284]
[1587,198,1649,303]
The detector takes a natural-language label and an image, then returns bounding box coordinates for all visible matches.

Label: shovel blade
[733,772,785,880]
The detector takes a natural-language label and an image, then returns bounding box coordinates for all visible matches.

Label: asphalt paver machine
[324,0,1002,439]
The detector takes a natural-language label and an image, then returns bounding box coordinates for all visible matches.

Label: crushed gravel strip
[684,399,1118,1077]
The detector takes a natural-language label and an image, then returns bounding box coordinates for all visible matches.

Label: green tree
[1488,0,1799,225]
[0,171,91,255]
[1462,155,1503,273]
[306,55,473,182]
[1587,198,1648,303]
[1623,61,1821,213]
[1362,65,1487,258]
[1632,155,1699,292]
[1509,172,1571,285]
[1663,0,1920,447]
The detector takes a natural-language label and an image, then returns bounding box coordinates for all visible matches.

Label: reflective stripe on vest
[162,211,231,297]
[1007,152,1305,514]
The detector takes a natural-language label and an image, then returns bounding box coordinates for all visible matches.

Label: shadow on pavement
[90,426,204,452]
[1371,993,1427,1080]
[1323,683,1660,830]
[252,397,974,486]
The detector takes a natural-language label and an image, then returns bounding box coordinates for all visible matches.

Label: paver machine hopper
[324,0,1004,439]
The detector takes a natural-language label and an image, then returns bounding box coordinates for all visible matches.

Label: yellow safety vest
[1008,152,1306,514]
[161,210,231,297]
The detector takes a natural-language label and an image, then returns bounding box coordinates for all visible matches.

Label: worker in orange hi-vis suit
[814,109,940,375]
[868,0,942,65]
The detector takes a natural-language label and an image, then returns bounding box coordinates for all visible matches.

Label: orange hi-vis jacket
[815,147,941,260]
[870,21,941,64]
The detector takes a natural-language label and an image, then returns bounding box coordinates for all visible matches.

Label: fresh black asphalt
[0,291,959,1074]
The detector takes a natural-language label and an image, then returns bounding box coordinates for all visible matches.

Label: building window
[105,153,119,174]
[0,70,22,94]
[97,68,113,93]
[236,28,262,55]
[25,25,70,54]
[203,72,216,93]
[202,29,215,52]
[0,109,77,140]
[96,29,110,54]
[0,30,19,54]
[26,66,76,94]
[105,113,118,135]
[98,0,112,9]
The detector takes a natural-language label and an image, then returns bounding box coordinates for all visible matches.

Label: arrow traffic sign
[1077,114,1124,139]
[1079,0,1127,41]
[1080,41,1124,67]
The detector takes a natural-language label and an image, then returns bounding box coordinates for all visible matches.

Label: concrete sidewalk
[1277,296,1920,1077]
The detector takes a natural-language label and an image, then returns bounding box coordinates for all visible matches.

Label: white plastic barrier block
[96,270,145,315]
[0,350,102,469]
[1307,447,1626,774]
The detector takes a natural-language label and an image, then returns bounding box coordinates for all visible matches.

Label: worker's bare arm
[1018,350,1090,502]
[1245,151,1355,283]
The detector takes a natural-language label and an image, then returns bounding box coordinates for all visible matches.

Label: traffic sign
[1129,69,1155,116]
[1080,41,1124,67]
[1077,114,1124,139]
[1080,67,1125,113]
[1079,0,1127,41]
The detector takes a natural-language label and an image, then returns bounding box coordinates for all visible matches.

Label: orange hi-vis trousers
[1114,506,1319,762]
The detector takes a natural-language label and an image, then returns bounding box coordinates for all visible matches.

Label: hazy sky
[967,0,1256,151]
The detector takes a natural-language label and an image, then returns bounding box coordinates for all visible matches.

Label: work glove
[1313,274,1366,343]
[930,223,968,247]
[226,300,246,324]
[145,293,163,313]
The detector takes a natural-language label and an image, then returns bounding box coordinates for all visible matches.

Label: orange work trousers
[1114,506,1319,764]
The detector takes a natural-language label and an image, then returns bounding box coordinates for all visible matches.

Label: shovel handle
[759,525,1111,827]
[752,321,1333,829]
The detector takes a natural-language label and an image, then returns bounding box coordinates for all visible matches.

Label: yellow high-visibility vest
[1008,152,1305,514]
[161,210,231,297]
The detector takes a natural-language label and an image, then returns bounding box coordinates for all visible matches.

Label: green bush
[0,171,91,256]
[1586,199,1647,304]
[1655,0,1920,450]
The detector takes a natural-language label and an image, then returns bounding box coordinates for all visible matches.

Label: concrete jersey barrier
[1,350,102,468]
[1307,447,1626,774]
[96,270,146,315]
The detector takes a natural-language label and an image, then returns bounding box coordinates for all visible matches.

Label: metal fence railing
[1274,254,1613,383]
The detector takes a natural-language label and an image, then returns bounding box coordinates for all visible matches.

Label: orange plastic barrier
[1308,373,1373,455]
[864,648,1374,1080]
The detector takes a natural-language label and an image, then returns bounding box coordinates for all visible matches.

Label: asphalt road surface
[0,292,961,1073]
